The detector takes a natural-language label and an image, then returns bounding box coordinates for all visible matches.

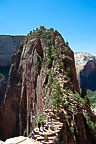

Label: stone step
[57,127,62,130]
[34,135,40,139]
[32,109,64,144]
[37,136,56,141]
[37,130,57,137]
[47,121,62,125]
[41,140,53,144]
[36,136,44,141]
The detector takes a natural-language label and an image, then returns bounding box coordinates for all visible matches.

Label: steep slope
[0,27,96,143]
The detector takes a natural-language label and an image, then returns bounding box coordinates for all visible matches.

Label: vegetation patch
[44,135,48,141]
[35,113,47,127]
[84,114,96,130]
[51,81,63,112]
[87,89,96,106]
[0,73,4,81]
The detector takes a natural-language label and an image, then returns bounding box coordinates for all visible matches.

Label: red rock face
[0,28,96,143]
[0,46,23,140]
[65,50,80,93]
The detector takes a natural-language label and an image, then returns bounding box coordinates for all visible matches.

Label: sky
[0,0,96,55]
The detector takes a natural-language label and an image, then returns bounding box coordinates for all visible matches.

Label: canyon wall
[75,52,96,90]
[80,60,96,91]
[0,35,25,104]
[0,35,25,66]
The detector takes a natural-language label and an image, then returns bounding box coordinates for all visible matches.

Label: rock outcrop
[0,27,96,143]
[0,136,41,144]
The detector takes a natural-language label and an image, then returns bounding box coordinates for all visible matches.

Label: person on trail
[38,121,41,131]
[32,130,35,139]
[46,122,49,130]
[51,115,52,122]
[41,121,44,130]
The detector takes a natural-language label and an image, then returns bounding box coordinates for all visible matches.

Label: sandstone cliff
[80,60,96,91]
[0,27,96,143]
[75,52,96,90]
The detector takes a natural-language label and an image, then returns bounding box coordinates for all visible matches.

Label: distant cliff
[0,35,25,103]
[75,52,96,90]
[0,27,96,143]
[0,35,25,66]
[80,60,96,91]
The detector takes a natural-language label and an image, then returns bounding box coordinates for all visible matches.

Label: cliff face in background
[0,28,96,143]
[0,35,25,66]
[80,60,96,91]
[0,35,25,104]
[75,52,96,90]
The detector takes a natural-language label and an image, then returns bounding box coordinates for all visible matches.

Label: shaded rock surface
[0,79,7,104]
[0,28,96,143]
[75,52,96,90]
[0,35,25,104]
[80,60,96,91]
[0,35,25,66]
[0,66,10,103]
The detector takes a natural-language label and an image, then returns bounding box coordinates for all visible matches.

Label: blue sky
[0,0,96,55]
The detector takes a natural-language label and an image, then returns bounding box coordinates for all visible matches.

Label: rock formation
[0,27,96,143]
[80,60,96,91]
[75,52,96,90]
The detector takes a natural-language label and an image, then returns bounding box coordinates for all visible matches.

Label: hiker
[38,121,41,131]
[54,134,58,143]
[46,122,49,130]
[47,114,49,122]
[41,121,44,130]
[50,115,52,122]
[32,130,35,139]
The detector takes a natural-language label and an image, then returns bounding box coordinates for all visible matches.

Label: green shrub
[70,126,74,133]
[84,114,96,130]
[44,135,48,141]
[35,113,47,127]
[52,82,63,112]
[65,41,69,47]
[23,129,27,136]
[28,132,32,138]
[50,126,55,131]
[0,73,4,80]
[50,28,54,31]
